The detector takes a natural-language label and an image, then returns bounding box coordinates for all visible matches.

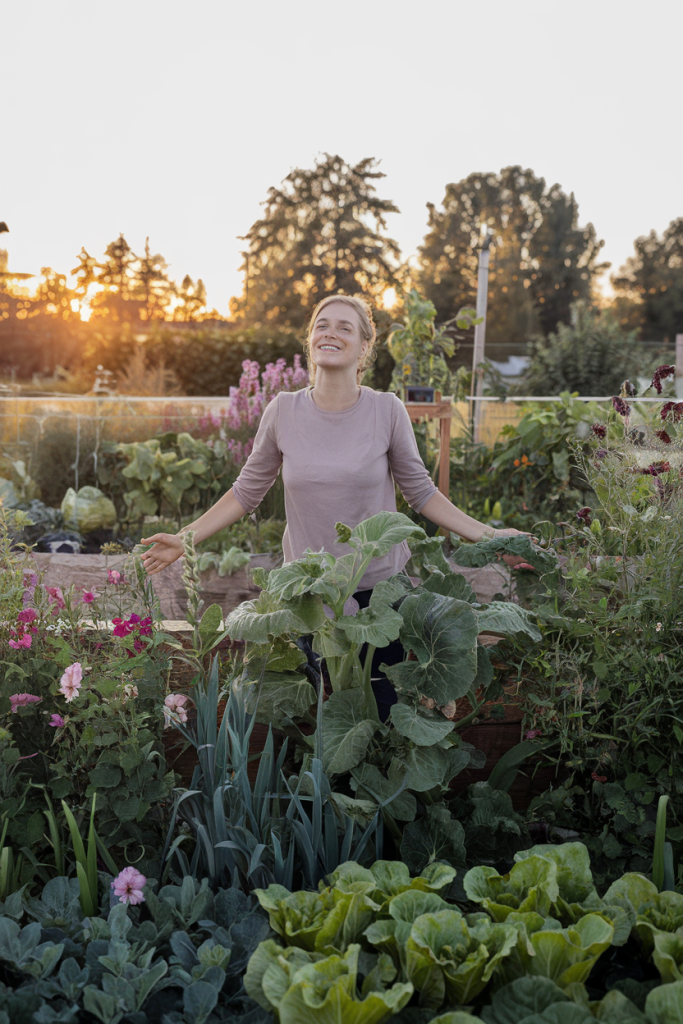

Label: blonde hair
[305,294,377,384]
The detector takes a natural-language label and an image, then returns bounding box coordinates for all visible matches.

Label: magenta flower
[16,608,38,625]
[59,662,83,702]
[107,569,125,585]
[9,634,32,650]
[82,590,96,604]
[9,693,42,713]
[525,729,542,740]
[48,714,66,728]
[591,423,606,439]
[111,866,147,905]
[45,586,66,610]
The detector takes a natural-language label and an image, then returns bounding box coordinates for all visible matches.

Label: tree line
[1,153,681,381]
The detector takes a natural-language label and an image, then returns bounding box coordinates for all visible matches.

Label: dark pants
[353,588,402,722]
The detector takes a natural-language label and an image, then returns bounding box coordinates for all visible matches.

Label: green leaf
[225,590,326,643]
[389,703,455,745]
[336,604,403,648]
[385,592,479,704]
[266,552,339,604]
[645,981,683,1024]
[400,804,466,875]
[404,745,452,792]
[477,602,542,642]
[422,571,476,604]
[198,603,223,645]
[88,765,122,788]
[488,740,548,792]
[343,511,423,559]
[322,691,380,775]
[248,673,316,725]
[480,976,575,1024]
[351,762,416,821]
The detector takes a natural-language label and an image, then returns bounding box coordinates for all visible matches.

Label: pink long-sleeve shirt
[232,386,438,590]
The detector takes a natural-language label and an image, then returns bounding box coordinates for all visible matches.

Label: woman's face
[310,302,367,378]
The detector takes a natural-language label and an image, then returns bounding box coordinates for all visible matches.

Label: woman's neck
[310,369,361,412]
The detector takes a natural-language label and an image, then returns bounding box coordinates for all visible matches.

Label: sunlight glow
[380,287,398,310]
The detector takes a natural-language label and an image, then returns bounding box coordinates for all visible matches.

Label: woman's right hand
[139,533,184,576]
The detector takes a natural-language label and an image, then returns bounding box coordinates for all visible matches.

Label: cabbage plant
[224,511,543,820]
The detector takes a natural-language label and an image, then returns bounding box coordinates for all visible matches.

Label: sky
[2,0,682,316]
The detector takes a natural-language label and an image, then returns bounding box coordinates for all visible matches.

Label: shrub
[522,302,641,397]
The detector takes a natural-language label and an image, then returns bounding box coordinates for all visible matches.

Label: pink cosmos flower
[9,634,32,650]
[111,866,146,905]
[82,590,96,604]
[46,586,66,610]
[9,693,43,713]
[48,713,66,728]
[163,692,190,728]
[17,608,39,625]
[59,662,83,702]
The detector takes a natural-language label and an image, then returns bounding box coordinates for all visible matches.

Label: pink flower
[82,590,96,604]
[45,586,65,610]
[9,693,43,713]
[525,728,542,740]
[107,569,125,585]
[110,866,146,905]
[9,634,32,650]
[17,608,38,625]
[59,662,83,702]
[163,692,190,728]
[48,713,66,728]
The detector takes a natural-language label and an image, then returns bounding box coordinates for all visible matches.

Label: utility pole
[471,231,491,443]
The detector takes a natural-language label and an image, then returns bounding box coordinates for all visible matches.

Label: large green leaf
[322,691,381,775]
[646,981,683,1024]
[266,553,338,603]
[479,977,577,1024]
[224,590,325,644]
[404,745,452,792]
[477,602,541,641]
[384,592,479,704]
[350,762,416,822]
[337,604,403,648]
[389,703,455,746]
[422,571,476,604]
[341,511,423,559]
[514,843,596,907]
[369,575,415,610]
[400,804,467,875]
[463,856,560,922]
[450,535,558,575]
[406,534,452,578]
[246,673,316,724]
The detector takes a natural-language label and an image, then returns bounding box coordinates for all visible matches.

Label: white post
[676,334,683,399]
[471,235,491,443]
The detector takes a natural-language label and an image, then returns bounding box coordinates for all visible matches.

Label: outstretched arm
[418,490,531,566]
[140,488,247,576]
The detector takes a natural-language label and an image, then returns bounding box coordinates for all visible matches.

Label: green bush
[147,324,307,396]
[522,303,641,397]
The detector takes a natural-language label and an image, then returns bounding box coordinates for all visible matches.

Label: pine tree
[134,238,173,321]
[230,154,401,328]
[612,218,683,341]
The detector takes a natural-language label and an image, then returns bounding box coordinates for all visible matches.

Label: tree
[521,302,640,396]
[174,275,207,321]
[418,167,607,345]
[92,234,138,320]
[134,238,173,321]
[230,154,402,328]
[611,218,683,341]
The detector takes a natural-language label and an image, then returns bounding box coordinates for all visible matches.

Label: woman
[141,295,526,712]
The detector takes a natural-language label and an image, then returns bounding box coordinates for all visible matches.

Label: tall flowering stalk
[198,356,307,467]
[181,530,203,626]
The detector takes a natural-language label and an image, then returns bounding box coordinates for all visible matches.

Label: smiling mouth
[319,345,340,351]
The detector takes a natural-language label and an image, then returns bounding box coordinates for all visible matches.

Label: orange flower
[514,459,520,467]
[521,454,529,464]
